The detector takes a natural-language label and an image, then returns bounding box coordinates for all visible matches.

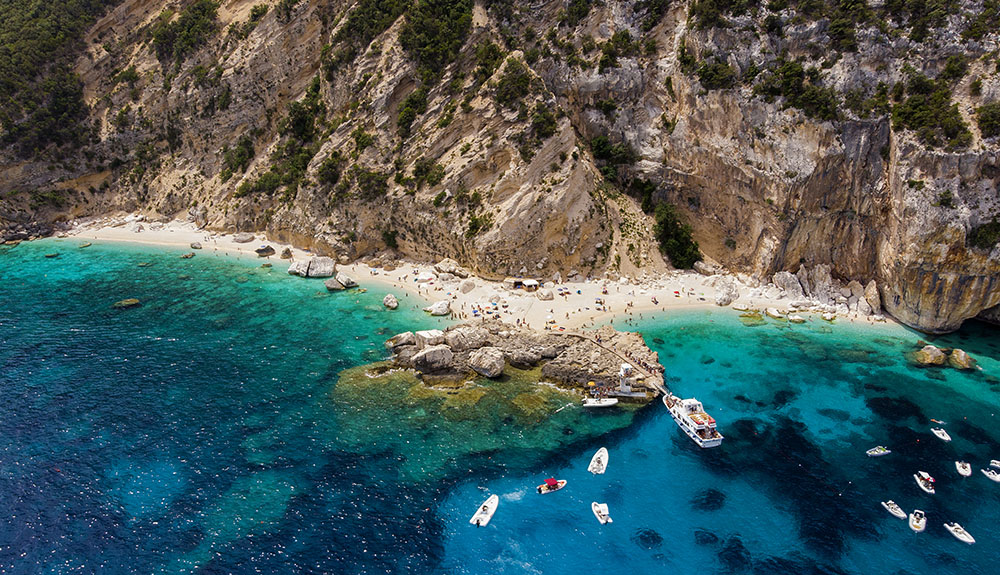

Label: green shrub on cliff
[654,204,702,269]
[969,219,1000,250]
[977,102,1000,139]
[697,57,737,90]
[891,71,971,150]
[753,59,840,121]
[150,1,219,63]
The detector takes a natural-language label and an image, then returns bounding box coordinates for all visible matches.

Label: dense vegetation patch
[220,134,255,182]
[891,70,970,150]
[591,136,638,182]
[977,102,1000,139]
[397,88,428,137]
[235,76,325,201]
[969,218,1000,250]
[654,203,702,269]
[494,58,533,108]
[753,59,840,121]
[399,0,474,84]
[0,0,120,155]
[697,57,737,90]
[323,0,409,75]
[150,0,219,63]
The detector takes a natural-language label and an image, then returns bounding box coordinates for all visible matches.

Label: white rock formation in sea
[324,277,345,291]
[424,300,451,316]
[288,261,309,276]
[948,349,976,370]
[765,308,784,319]
[335,272,357,288]
[414,329,445,348]
[468,346,505,378]
[288,256,336,278]
[913,345,946,365]
[383,294,398,309]
[385,331,415,351]
[412,344,454,372]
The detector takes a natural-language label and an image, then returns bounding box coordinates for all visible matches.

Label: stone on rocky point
[773,271,804,300]
[324,278,345,291]
[335,272,357,288]
[469,347,505,378]
[412,345,455,373]
[385,331,415,351]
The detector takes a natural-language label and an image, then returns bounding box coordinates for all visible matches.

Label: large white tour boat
[662,394,723,448]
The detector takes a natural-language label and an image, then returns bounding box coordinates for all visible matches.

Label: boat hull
[956,461,972,477]
[662,395,723,448]
[881,501,906,519]
[583,398,618,408]
[914,473,935,494]
[909,512,926,532]
[592,502,612,525]
[537,480,567,494]
[470,494,499,527]
[944,523,975,544]
[588,448,608,475]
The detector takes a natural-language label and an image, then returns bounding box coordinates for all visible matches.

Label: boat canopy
[544,478,558,487]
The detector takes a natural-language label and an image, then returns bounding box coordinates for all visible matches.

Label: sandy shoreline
[64,215,896,332]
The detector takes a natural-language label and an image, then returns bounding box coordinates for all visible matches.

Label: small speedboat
[469,494,499,527]
[944,522,975,544]
[914,471,936,494]
[955,461,972,477]
[537,478,567,494]
[588,447,608,475]
[866,446,891,457]
[931,427,952,442]
[983,468,1000,482]
[909,509,926,532]
[582,398,618,408]
[881,500,906,519]
[990,460,1000,469]
[592,502,613,525]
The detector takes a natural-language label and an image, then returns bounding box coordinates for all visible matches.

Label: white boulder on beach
[424,300,451,316]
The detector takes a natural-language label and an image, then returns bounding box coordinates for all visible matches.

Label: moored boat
[583,397,618,408]
[991,460,1000,469]
[469,494,499,527]
[944,522,975,544]
[983,468,1000,482]
[881,500,906,519]
[909,509,926,532]
[931,427,952,441]
[537,478,567,494]
[592,502,613,525]
[914,471,935,494]
[588,447,608,475]
[955,461,972,477]
[866,446,891,457]
[662,394,723,448]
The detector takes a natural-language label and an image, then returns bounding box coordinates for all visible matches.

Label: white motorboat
[592,502,613,525]
[955,461,972,477]
[983,468,1000,482]
[931,427,952,442]
[914,471,936,494]
[662,394,723,448]
[991,460,1000,469]
[537,478,567,494]
[866,446,891,457]
[909,509,926,532]
[469,494,499,527]
[881,500,906,519]
[944,522,975,544]
[583,397,619,408]
[588,447,608,475]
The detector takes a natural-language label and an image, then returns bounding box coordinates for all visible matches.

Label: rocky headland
[382,322,663,405]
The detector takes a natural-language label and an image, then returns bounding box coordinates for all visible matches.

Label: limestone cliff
[1,0,998,332]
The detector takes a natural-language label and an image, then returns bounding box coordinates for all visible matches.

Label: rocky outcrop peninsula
[384,322,664,404]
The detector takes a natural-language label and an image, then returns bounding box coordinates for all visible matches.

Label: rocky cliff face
[1,0,998,333]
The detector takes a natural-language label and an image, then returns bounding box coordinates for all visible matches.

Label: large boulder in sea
[412,344,455,373]
[288,261,309,276]
[714,277,739,307]
[385,331,415,351]
[949,348,976,370]
[424,300,451,316]
[444,326,488,351]
[913,345,946,366]
[232,232,255,243]
[469,347,505,378]
[383,294,399,309]
[335,272,358,288]
[415,329,445,348]
[324,277,345,291]
[306,257,336,278]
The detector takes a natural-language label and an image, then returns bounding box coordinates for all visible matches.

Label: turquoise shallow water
[1,239,999,574]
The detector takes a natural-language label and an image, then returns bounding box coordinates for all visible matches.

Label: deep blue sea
[1,239,999,574]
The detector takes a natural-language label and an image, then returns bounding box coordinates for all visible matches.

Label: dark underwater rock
[631,528,663,550]
[690,488,726,512]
